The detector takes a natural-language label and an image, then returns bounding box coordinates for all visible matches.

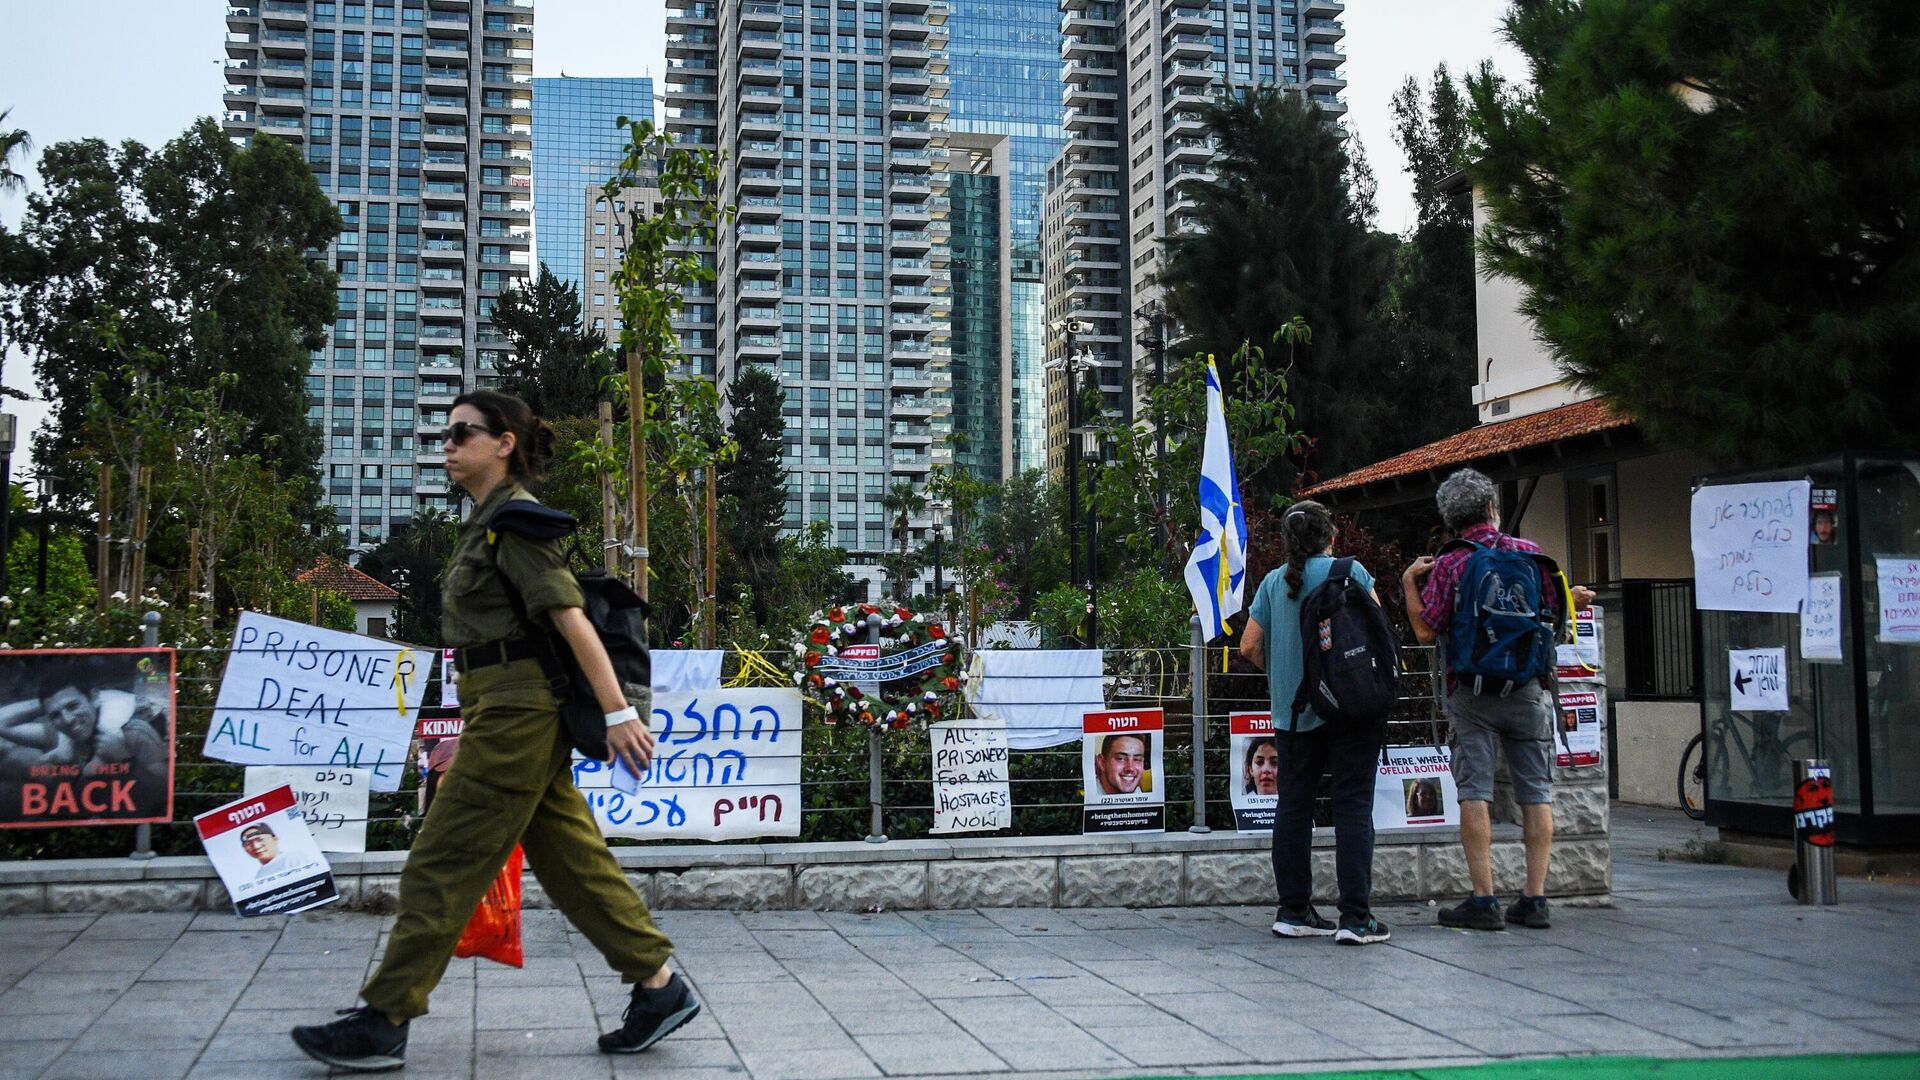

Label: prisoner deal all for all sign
[195,784,340,918]
[1081,708,1165,835]
[0,648,175,829]
[203,611,431,791]
[1227,711,1278,832]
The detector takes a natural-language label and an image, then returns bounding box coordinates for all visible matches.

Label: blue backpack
[1441,537,1566,695]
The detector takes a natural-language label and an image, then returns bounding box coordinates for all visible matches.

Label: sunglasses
[441,420,500,447]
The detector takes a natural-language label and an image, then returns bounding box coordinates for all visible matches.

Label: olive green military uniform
[360,482,674,1021]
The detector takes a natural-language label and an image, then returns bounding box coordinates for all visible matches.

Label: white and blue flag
[1183,355,1248,642]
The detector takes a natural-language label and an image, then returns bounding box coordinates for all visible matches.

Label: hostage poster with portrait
[1372,745,1458,830]
[195,785,340,917]
[1081,708,1164,834]
[1227,712,1278,831]
[0,649,175,829]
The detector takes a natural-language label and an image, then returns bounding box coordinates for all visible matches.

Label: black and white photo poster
[0,649,174,828]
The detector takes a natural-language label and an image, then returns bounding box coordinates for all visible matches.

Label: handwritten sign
[1800,573,1844,662]
[1876,556,1920,645]
[1729,647,1789,712]
[243,766,371,853]
[929,716,1010,834]
[1082,708,1165,834]
[1373,745,1458,829]
[194,785,338,917]
[1691,480,1810,612]
[1227,712,1277,831]
[204,612,430,792]
[1556,688,1604,768]
[571,688,802,841]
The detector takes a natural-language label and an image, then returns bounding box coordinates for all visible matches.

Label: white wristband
[604,705,640,728]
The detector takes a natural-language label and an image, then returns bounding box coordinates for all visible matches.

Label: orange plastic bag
[454,845,524,968]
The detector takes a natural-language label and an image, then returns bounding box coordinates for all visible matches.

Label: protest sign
[1809,488,1840,546]
[243,766,371,853]
[573,688,803,841]
[204,611,430,791]
[929,716,1010,834]
[1227,712,1277,831]
[1800,573,1844,662]
[1875,556,1920,645]
[1373,745,1457,829]
[1729,647,1789,711]
[1556,606,1604,682]
[439,648,459,708]
[1556,688,1604,768]
[1082,708,1165,834]
[414,710,463,816]
[0,649,174,829]
[195,785,339,917]
[652,650,725,693]
[1691,481,1810,612]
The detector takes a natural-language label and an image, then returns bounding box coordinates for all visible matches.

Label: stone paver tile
[67,1018,218,1053]
[475,984,596,1029]
[1046,1002,1170,1028]
[40,1048,199,1080]
[197,1028,315,1063]
[477,1027,611,1057]
[1010,975,1141,1007]
[1083,1021,1253,1067]
[0,1039,67,1076]
[187,1060,336,1080]
[1213,1027,1380,1063]
[0,1007,98,1042]
[854,1031,1007,1075]
[1525,1011,1700,1053]
[739,910,832,931]
[76,911,195,939]
[733,1045,883,1079]
[619,1036,743,1070]
[41,938,170,973]
[610,1068,761,1080]
[983,1034,1132,1074]
[719,1021,861,1052]
[1848,1017,1920,1046]
[474,1052,614,1079]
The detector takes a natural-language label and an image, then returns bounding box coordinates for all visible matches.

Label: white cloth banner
[1690,481,1811,612]
[243,766,372,853]
[929,716,1011,835]
[966,649,1105,749]
[651,650,726,693]
[1373,745,1459,830]
[205,612,430,791]
[1729,647,1789,711]
[573,688,802,841]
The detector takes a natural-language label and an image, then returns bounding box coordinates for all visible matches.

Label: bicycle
[1678,711,1814,820]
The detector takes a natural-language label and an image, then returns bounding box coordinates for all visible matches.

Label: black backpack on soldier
[1290,558,1401,728]
[486,500,652,761]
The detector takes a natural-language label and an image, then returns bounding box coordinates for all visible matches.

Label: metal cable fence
[0,633,1444,861]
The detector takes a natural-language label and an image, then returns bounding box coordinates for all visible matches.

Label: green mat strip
[1136,1053,1920,1080]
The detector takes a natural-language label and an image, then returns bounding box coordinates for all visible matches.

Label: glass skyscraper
[531,76,654,300]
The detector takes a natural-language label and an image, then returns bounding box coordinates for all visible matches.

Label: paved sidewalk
[2,807,1916,1080]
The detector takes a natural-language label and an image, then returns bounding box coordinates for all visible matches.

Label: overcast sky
[0,0,1521,467]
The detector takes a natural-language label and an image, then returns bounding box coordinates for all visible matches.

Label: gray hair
[1435,468,1498,531]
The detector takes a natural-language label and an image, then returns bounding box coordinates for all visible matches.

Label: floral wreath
[794,603,964,729]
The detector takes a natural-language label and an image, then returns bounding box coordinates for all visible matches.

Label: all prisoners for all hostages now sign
[0,649,176,829]
[1691,480,1811,612]
[571,688,803,842]
[204,612,430,792]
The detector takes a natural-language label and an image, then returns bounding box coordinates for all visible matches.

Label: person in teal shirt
[1240,501,1391,945]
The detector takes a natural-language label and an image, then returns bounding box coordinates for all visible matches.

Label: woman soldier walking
[292,390,699,1072]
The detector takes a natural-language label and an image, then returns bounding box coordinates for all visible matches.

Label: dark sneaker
[1271,907,1337,938]
[599,972,701,1054]
[1334,916,1393,945]
[1506,895,1551,929]
[1438,897,1506,932]
[290,1006,408,1073]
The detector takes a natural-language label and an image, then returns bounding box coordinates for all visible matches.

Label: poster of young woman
[1227,712,1278,831]
[1372,745,1459,829]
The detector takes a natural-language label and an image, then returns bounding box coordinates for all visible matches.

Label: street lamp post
[0,412,16,599]
[1082,429,1099,649]
[931,499,945,599]
[1062,322,1081,594]
[1134,304,1170,555]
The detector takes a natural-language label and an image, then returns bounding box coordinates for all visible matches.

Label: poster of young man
[0,649,175,829]
[1373,745,1459,829]
[195,785,340,917]
[1227,712,1278,831]
[1556,688,1605,768]
[1081,708,1165,834]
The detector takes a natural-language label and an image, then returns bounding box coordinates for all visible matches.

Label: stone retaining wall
[0,824,1609,915]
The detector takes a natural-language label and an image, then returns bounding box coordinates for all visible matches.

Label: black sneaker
[599,972,701,1054]
[1437,897,1506,932]
[290,1006,408,1073]
[1334,916,1393,945]
[1271,907,1337,938]
[1506,895,1552,929]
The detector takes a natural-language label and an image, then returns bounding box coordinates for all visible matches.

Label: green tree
[1468,0,1920,461]
[3,120,339,500]
[1160,89,1395,488]
[492,262,612,420]
[879,480,925,602]
[978,469,1068,618]
[0,108,29,193]
[768,522,858,638]
[719,365,788,623]
[356,509,458,646]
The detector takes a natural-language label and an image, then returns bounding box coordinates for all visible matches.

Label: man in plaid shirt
[1401,468,1594,932]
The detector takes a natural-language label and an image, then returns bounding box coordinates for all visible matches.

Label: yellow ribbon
[395,647,414,718]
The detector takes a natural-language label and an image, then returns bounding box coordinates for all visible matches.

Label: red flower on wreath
[809,627,831,645]
[929,624,946,640]
[828,607,845,623]
[894,607,911,620]
[805,652,821,668]
[942,675,959,691]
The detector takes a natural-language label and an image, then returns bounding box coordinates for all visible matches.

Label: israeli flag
[1183,355,1248,642]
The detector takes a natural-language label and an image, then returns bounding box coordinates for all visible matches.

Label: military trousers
[361,658,674,1020]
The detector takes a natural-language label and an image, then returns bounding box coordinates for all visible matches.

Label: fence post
[130,611,161,861]
[864,611,888,843]
[1189,615,1211,833]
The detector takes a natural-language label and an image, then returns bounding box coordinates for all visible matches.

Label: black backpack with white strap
[1289,558,1401,728]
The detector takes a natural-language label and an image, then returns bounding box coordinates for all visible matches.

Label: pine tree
[719,365,788,621]
[491,262,611,420]
[1469,0,1920,461]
